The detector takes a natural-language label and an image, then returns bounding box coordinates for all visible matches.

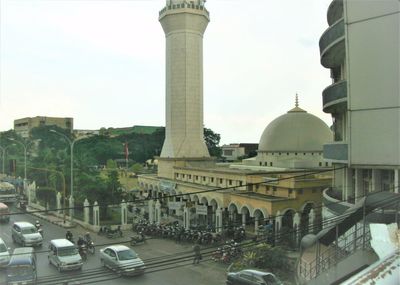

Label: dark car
[226,269,283,285]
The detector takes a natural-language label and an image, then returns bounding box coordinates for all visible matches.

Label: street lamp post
[50,130,88,222]
[8,139,34,182]
[0,144,16,174]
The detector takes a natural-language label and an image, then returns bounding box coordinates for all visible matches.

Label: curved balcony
[323,142,348,162]
[320,19,345,68]
[322,80,347,113]
[323,187,351,215]
[327,0,343,26]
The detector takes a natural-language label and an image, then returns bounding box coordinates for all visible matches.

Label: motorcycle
[78,244,88,261]
[130,233,146,245]
[35,221,44,237]
[107,226,123,239]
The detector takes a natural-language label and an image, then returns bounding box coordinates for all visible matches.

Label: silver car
[99,245,145,276]
[0,238,10,267]
[226,269,283,285]
[11,222,43,247]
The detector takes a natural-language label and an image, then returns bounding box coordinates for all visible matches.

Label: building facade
[320,0,400,214]
[14,116,73,138]
[221,143,258,162]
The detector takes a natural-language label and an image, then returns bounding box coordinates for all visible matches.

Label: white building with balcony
[320,0,400,208]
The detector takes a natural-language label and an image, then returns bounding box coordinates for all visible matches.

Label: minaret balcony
[159,2,209,17]
[327,0,344,26]
[323,141,348,162]
[320,18,345,68]
[322,80,347,113]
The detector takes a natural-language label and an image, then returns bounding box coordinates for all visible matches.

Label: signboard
[196,205,208,215]
[168,201,182,210]
[160,180,176,192]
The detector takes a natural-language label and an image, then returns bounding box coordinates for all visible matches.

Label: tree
[204,127,222,158]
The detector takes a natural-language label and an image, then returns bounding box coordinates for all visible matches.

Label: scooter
[130,233,146,245]
[78,244,88,261]
[35,221,44,237]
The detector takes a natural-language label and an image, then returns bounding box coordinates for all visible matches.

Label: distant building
[14,116,73,138]
[221,143,258,162]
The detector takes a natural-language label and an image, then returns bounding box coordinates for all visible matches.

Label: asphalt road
[0,205,228,285]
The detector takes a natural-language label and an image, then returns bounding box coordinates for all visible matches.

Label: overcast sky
[0,0,333,145]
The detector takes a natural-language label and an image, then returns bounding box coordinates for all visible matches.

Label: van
[6,247,37,285]
[48,239,83,272]
[0,202,10,223]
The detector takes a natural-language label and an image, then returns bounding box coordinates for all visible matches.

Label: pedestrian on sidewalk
[193,243,202,264]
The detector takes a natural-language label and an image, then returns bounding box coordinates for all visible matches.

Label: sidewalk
[25,204,76,229]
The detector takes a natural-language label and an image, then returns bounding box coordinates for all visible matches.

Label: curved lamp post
[50,130,88,222]
[0,144,16,174]
[8,138,35,182]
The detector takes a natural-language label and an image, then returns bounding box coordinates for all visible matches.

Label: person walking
[193,243,202,264]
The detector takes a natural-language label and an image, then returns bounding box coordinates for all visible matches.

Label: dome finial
[295,93,299,107]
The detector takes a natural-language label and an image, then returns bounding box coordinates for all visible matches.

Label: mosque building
[138,0,333,240]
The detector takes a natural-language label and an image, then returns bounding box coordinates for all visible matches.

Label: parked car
[226,269,283,285]
[11,222,43,247]
[99,245,145,276]
[6,247,37,284]
[48,239,83,272]
[0,237,11,268]
[0,202,10,223]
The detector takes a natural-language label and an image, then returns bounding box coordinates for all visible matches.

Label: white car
[0,238,10,267]
[11,222,43,247]
[99,245,145,276]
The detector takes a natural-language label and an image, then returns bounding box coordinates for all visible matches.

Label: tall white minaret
[159,0,210,159]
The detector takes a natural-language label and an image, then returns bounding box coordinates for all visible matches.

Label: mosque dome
[258,101,332,153]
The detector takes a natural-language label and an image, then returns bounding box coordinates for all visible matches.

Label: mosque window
[279,152,281,155]
[295,153,297,155]
[203,177,206,181]
[287,153,289,155]
[188,175,192,179]
[211,177,214,183]
[182,174,185,178]
[312,153,314,155]
[304,153,306,155]
[325,162,329,166]
[176,173,179,178]
[259,162,262,166]
[270,162,273,166]
[239,181,243,186]
[220,178,223,184]
[288,189,293,194]
[229,180,232,185]
[264,162,267,166]
[195,175,198,180]
[319,162,322,166]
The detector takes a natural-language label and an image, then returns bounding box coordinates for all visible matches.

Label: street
[0,205,228,285]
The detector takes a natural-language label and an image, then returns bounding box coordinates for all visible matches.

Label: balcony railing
[322,80,347,113]
[159,3,209,17]
[323,142,348,162]
[320,18,345,68]
[327,0,344,26]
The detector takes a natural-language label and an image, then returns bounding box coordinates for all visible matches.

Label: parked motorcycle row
[97,225,123,239]
[131,219,247,246]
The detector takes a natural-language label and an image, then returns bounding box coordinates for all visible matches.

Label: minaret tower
[158,0,212,178]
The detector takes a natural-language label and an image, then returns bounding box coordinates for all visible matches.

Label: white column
[93,201,100,227]
[215,208,222,233]
[183,206,190,230]
[155,200,162,225]
[254,216,259,234]
[69,196,74,222]
[56,192,62,215]
[293,212,301,244]
[394,169,400,194]
[242,212,246,228]
[372,169,381,192]
[275,211,282,242]
[355,169,363,202]
[83,199,90,224]
[309,209,315,234]
[148,200,155,224]
[121,199,128,225]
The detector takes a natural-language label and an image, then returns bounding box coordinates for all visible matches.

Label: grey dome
[258,106,332,152]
